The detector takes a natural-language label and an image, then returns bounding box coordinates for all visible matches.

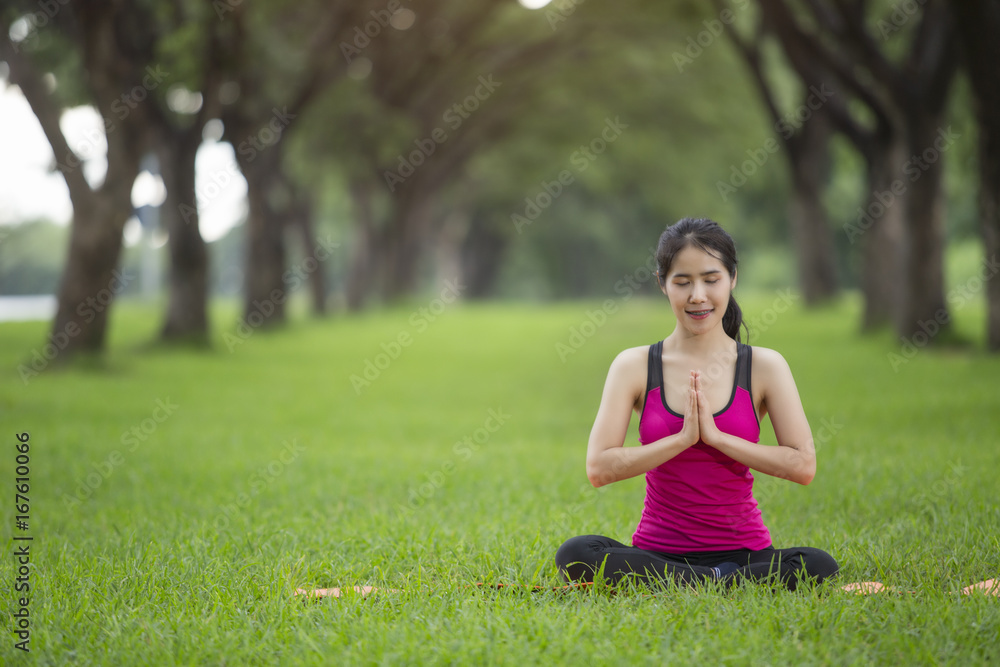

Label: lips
[686,309,713,320]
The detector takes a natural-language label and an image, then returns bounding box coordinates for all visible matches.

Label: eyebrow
[671,270,723,278]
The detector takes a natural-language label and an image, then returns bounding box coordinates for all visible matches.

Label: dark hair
[655,217,747,343]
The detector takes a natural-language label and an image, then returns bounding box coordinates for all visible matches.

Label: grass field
[1,290,998,665]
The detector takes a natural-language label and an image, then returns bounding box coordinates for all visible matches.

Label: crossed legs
[555,534,839,590]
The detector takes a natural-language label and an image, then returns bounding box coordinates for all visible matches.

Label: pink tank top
[632,340,771,553]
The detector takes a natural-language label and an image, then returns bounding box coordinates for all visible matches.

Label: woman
[555,218,838,590]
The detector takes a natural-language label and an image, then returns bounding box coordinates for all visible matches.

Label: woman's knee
[782,546,839,583]
[555,534,612,569]
[802,548,840,581]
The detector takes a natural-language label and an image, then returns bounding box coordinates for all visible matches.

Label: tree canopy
[2,0,996,358]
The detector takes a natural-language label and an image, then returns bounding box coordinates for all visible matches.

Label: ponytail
[722,294,748,343]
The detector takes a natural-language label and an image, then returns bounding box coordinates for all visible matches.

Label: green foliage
[1,290,998,664]
[0,220,68,295]
[291,77,416,178]
[282,0,796,298]
[943,74,982,241]
[154,21,207,91]
[2,0,985,303]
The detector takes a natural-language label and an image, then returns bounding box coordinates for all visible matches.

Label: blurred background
[1,0,998,356]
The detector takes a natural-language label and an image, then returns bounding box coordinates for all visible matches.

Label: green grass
[1,292,998,665]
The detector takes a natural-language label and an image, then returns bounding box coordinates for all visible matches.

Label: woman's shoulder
[605,345,655,383]
[605,345,653,403]
[748,345,795,380]
[609,344,652,371]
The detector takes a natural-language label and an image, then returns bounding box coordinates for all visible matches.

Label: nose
[689,282,707,303]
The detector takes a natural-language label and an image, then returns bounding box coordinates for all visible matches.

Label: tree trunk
[897,117,950,339]
[753,0,957,336]
[50,193,134,355]
[346,178,378,311]
[285,177,327,315]
[230,139,287,327]
[242,160,287,326]
[159,128,209,342]
[2,10,143,360]
[952,1,1000,351]
[786,109,838,305]
[856,138,908,331]
[433,208,469,290]
[381,193,435,301]
[460,213,509,299]
[983,158,1000,352]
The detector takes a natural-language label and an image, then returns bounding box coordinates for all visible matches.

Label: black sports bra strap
[646,341,664,397]
[736,343,752,393]
[648,340,749,395]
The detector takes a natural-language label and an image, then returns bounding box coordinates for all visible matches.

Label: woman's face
[660,245,735,336]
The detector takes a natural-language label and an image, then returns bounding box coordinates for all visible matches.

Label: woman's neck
[664,326,734,356]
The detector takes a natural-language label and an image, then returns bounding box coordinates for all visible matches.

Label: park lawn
[1,291,998,665]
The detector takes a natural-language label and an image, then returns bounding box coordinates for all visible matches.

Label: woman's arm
[696,347,816,485]
[586,348,700,488]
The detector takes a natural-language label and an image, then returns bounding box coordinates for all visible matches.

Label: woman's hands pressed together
[680,371,724,448]
[694,371,725,447]
[678,370,702,447]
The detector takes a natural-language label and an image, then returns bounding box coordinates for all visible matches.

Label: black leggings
[555,535,839,591]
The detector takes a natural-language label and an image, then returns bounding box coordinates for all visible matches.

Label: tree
[146,2,233,343]
[2,4,154,359]
[756,0,959,336]
[315,0,764,306]
[219,1,359,327]
[719,4,839,304]
[338,0,569,305]
[952,1,1000,351]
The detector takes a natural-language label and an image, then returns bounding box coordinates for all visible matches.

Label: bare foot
[960,579,999,596]
[840,581,886,595]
